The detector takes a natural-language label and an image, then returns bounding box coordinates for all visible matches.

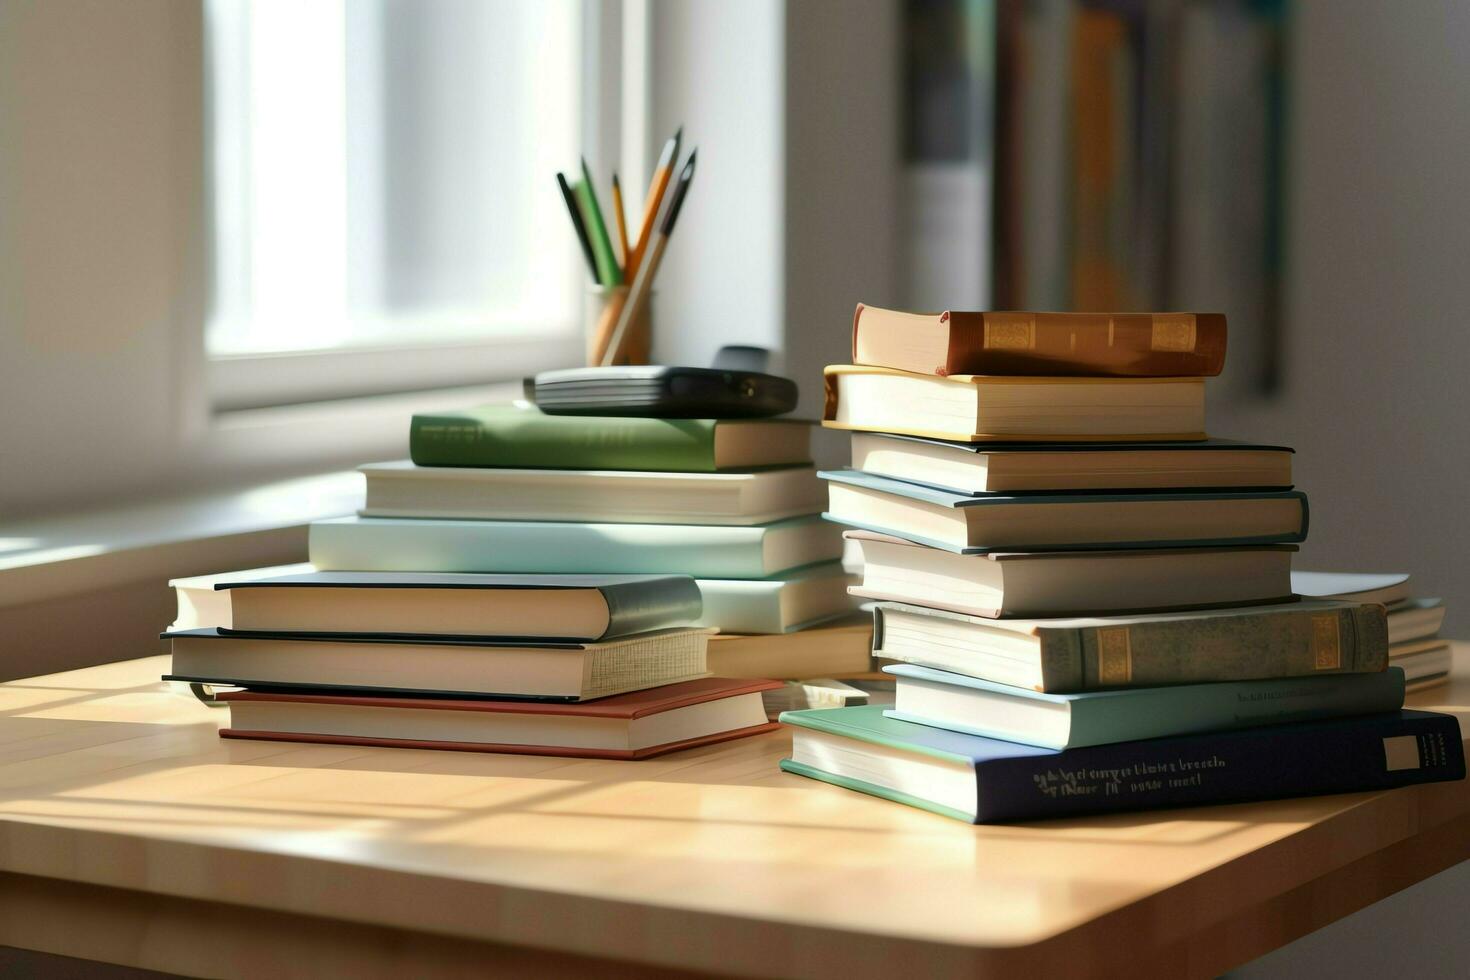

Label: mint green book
[886,664,1406,750]
[409,404,812,471]
[695,561,855,634]
[309,515,842,579]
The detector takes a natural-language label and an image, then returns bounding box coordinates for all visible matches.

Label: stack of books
[778,306,1465,822]
[1295,571,1450,692]
[161,400,872,757]
[166,568,779,758]
[320,403,865,673]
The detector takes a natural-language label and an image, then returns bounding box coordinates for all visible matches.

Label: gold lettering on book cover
[1312,615,1341,670]
[1097,627,1133,685]
[984,314,1036,350]
[1150,316,1197,352]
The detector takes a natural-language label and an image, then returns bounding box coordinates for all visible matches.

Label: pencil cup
[585,285,654,366]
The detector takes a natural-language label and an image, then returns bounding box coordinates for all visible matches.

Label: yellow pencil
[626,126,681,280]
[611,172,631,271]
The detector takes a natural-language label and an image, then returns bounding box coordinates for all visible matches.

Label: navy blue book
[779,705,1465,823]
[820,468,1308,553]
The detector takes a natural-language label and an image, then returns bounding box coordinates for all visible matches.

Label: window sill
[184,378,526,495]
[0,471,366,609]
[208,332,582,411]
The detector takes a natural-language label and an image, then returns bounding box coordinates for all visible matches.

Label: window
[205,0,588,408]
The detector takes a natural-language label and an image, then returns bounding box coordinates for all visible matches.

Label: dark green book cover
[410,404,811,471]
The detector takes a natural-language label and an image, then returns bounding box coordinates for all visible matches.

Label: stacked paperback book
[161,398,865,758]
[780,306,1465,822]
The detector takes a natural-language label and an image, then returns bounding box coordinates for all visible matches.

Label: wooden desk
[1,649,1466,979]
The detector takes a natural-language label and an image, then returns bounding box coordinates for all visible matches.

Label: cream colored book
[164,627,712,701]
[822,365,1205,442]
[705,615,874,680]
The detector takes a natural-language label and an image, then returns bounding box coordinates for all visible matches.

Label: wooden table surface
[1,648,1467,979]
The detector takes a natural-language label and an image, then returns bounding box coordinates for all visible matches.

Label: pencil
[603,149,696,366]
[575,157,623,287]
[556,172,598,282]
[626,126,682,281]
[611,173,631,271]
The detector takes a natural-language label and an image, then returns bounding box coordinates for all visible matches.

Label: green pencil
[573,158,623,287]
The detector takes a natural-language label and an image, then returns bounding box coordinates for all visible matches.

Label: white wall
[645,0,786,369]
[783,0,904,468]
[1210,0,1470,636]
[0,1,491,520]
[0,1,205,517]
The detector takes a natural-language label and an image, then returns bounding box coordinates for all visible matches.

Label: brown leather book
[851,304,1227,377]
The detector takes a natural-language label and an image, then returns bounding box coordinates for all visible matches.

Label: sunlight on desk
[0,650,1467,977]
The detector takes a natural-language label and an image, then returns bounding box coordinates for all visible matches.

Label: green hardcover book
[409,404,812,471]
[873,599,1389,693]
[886,664,1406,750]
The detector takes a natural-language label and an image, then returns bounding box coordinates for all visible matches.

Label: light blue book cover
[694,561,854,633]
[309,515,842,579]
[884,663,1405,749]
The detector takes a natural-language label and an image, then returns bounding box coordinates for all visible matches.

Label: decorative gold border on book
[1096,627,1133,685]
[1312,614,1342,670]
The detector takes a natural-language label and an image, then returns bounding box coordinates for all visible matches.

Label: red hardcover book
[219,677,782,760]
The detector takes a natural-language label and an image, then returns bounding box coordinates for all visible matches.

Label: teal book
[409,404,812,471]
[308,515,843,579]
[780,705,1464,823]
[872,599,1389,692]
[885,663,1406,750]
[821,468,1308,552]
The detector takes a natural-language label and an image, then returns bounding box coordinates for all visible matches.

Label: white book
[847,530,1295,619]
[1390,640,1452,685]
[164,627,711,701]
[1291,571,1411,607]
[695,562,856,634]
[173,561,854,637]
[359,460,825,525]
[849,432,1293,493]
[822,469,1306,552]
[1387,598,1445,646]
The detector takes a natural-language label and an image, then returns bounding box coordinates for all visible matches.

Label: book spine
[308,520,775,578]
[694,580,787,634]
[1057,603,1390,691]
[1073,668,1405,747]
[598,578,705,639]
[944,312,1227,377]
[973,711,1463,822]
[409,413,719,470]
[1038,632,1086,692]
